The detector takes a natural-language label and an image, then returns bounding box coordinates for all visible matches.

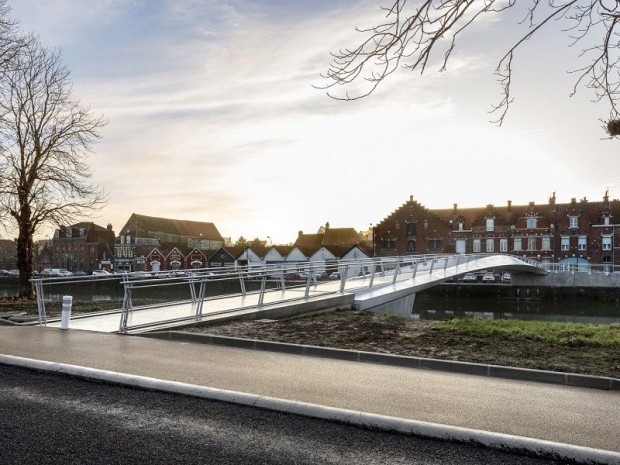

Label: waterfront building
[114,213,224,272]
[49,223,115,272]
[374,193,620,270]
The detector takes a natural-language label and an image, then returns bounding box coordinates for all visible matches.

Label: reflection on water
[413,294,620,323]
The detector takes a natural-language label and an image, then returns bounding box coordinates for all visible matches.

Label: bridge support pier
[356,292,416,317]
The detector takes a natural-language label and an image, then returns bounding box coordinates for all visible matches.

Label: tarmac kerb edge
[0,354,618,465]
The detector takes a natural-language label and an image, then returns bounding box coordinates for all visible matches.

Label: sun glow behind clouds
[8,0,620,243]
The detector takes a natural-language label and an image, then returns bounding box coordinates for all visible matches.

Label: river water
[413,293,620,324]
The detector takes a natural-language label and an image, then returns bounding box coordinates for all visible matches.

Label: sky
[7,0,620,244]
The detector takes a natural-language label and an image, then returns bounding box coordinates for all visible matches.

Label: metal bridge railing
[32,253,544,332]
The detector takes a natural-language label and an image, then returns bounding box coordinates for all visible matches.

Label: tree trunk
[16,204,34,299]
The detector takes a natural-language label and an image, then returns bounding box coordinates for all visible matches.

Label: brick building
[51,223,116,272]
[374,193,620,270]
[115,214,224,272]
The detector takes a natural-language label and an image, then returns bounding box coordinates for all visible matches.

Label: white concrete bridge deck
[42,254,547,333]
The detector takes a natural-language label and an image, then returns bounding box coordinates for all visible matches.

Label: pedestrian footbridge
[37,254,547,334]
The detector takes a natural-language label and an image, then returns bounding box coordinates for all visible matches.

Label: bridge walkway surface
[0,326,618,464]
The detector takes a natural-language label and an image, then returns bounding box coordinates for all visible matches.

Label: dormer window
[486,218,494,232]
[458,221,464,231]
[526,217,537,229]
[604,216,610,226]
[569,216,578,229]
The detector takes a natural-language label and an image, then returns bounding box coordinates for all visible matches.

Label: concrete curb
[142,331,620,391]
[1,354,618,465]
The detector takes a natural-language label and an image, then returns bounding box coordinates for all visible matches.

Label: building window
[473,239,481,253]
[569,216,578,229]
[542,237,551,251]
[407,240,416,252]
[427,239,442,251]
[513,237,522,251]
[486,239,494,253]
[407,223,416,236]
[526,218,537,229]
[383,239,395,250]
[578,236,587,251]
[561,236,570,251]
[458,221,464,231]
[486,218,494,232]
[527,237,536,251]
[604,216,610,226]
[499,238,507,252]
[603,236,612,250]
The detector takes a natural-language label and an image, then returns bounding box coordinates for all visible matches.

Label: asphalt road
[0,365,570,465]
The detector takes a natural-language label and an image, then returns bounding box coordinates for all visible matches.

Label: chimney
[107,223,113,231]
[507,200,512,210]
[409,195,413,202]
[453,203,458,211]
[298,230,303,237]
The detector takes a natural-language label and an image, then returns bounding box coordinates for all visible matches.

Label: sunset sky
[8,0,620,244]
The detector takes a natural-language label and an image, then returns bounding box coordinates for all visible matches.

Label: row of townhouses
[2,192,619,273]
[375,192,620,271]
[34,214,371,273]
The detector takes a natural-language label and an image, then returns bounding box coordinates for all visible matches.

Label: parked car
[329,271,341,280]
[73,270,88,276]
[0,269,8,277]
[57,269,73,277]
[502,272,512,284]
[7,269,19,278]
[482,271,496,283]
[461,272,477,283]
[92,269,111,276]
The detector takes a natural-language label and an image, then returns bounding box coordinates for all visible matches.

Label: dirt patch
[185,309,620,379]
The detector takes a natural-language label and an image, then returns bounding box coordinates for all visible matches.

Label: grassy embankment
[439,318,620,347]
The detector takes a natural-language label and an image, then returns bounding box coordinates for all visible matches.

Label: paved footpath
[1,326,619,458]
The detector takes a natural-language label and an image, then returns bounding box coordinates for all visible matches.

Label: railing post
[368,259,376,288]
[239,271,247,296]
[119,283,133,333]
[189,275,197,304]
[339,264,348,293]
[393,261,400,284]
[258,274,267,307]
[34,278,47,326]
[194,277,207,319]
[412,260,418,280]
[279,265,286,290]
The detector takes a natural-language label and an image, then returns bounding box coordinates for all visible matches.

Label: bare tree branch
[0,36,107,297]
[319,0,620,133]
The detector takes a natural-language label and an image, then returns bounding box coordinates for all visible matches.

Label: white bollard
[60,295,73,330]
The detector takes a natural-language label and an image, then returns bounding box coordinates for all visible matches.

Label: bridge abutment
[364,293,416,317]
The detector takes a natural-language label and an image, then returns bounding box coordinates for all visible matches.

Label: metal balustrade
[31,253,556,333]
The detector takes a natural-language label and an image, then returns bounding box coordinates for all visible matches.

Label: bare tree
[0,38,107,297]
[320,0,620,134]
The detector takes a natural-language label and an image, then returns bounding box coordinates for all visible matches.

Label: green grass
[437,318,620,347]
